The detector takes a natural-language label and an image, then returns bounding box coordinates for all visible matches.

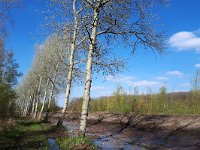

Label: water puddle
[49,119,200,149]
[63,121,80,137]
[92,135,145,150]
[48,138,59,150]
[48,122,170,150]
[62,121,146,149]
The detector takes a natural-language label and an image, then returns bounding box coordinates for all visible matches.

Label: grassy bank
[0,119,97,150]
[0,120,51,149]
[57,136,97,150]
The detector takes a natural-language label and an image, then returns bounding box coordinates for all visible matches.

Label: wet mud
[50,112,200,149]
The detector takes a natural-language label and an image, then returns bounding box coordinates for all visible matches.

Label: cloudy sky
[5,0,200,105]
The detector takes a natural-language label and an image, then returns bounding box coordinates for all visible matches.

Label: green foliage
[57,136,97,150]
[18,121,51,132]
[0,44,22,86]
[0,121,50,149]
[2,52,22,86]
[43,98,61,113]
[69,86,200,115]
[0,40,21,119]
[68,97,83,112]
[0,83,17,118]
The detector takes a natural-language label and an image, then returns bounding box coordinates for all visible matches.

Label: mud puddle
[48,138,59,150]
[61,121,150,149]
[49,117,200,150]
[61,121,200,150]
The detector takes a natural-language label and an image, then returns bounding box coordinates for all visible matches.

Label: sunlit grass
[57,136,97,150]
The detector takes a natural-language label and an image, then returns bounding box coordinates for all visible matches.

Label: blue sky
[4,0,200,106]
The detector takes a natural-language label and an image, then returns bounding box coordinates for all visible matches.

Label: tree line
[2,0,167,136]
[69,85,200,115]
[0,0,21,119]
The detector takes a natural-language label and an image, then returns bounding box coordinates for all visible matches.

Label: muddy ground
[51,112,200,149]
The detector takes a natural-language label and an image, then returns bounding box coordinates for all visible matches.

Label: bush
[0,83,17,119]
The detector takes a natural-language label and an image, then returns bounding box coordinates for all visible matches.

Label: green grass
[57,136,97,150]
[0,120,50,149]
[0,120,97,150]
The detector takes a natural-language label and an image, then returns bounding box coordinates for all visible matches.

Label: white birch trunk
[33,76,42,119]
[44,64,59,122]
[23,100,29,117]
[62,0,78,116]
[31,94,36,117]
[80,8,99,136]
[47,67,58,110]
[57,0,79,127]
[38,78,50,120]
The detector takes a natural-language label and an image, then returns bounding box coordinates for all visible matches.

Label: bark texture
[80,7,99,136]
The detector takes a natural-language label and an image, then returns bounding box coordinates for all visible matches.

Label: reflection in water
[51,120,200,149]
[62,121,145,149]
[63,122,80,137]
[92,135,145,150]
[48,138,59,150]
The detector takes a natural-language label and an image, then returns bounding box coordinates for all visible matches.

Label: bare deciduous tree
[79,0,167,136]
[16,34,70,120]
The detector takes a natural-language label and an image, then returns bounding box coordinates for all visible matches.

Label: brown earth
[50,112,200,149]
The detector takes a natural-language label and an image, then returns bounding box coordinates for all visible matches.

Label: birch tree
[79,0,167,136]
[43,0,124,126]
[50,0,90,126]
[16,34,70,119]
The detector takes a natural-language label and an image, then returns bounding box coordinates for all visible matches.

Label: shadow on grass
[0,121,50,149]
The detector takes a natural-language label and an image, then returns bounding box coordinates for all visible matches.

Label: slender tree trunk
[44,65,59,122]
[34,99,39,118]
[44,81,55,122]
[31,82,40,118]
[31,94,36,117]
[47,82,54,110]
[80,8,99,136]
[33,76,42,119]
[38,78,50,120]
[48,67,58,110]
[28,94,33,117]
[61,28,76,115]
[57,0,78,127]
[23,101,29,117]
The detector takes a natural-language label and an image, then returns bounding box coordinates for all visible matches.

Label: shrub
[0,83,17,119]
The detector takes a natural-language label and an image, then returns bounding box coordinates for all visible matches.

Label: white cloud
[91,86,111,91]
[130,80,161,87]
[195,64,200,68]
[106,75,161,88]
[180,83,190,87]
[91,86,113,97]
[156,77,168,81]
[167,70,184,77]
[105,75,134,84]
[169,31,200,52]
